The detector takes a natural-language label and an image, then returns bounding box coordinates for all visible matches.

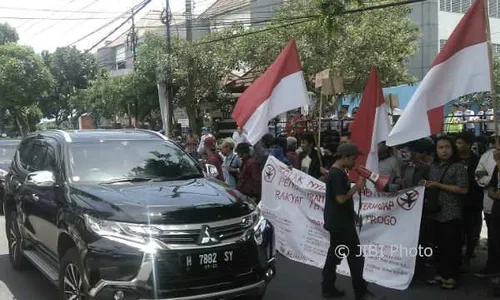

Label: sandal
[425,275,444,285]
[441,278,457,290]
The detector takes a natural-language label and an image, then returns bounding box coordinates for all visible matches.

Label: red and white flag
[231,39,310,145]
[349,68,392,182]
[386,0,491,146]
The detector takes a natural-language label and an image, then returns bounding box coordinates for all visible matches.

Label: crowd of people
[175,113,500,299]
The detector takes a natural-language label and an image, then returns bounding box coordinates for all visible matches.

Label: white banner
[259,156,425,290]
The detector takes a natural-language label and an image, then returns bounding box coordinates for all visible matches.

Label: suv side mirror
[205,164,219,178]
[25,171,56,187]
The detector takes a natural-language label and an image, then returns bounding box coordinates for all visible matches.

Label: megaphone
[355,165,390,192]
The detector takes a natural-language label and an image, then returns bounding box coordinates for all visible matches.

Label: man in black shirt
[322,143,384,300]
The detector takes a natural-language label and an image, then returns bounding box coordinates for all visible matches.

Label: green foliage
[40,46,100,125]
[0,43,52,136]
[0,23,19,45]
[136,31,240,129]
[72,71,124,124]
[75,0,420,130]
[230,0,420,93]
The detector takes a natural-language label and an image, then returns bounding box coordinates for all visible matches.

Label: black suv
[4,129,275,300]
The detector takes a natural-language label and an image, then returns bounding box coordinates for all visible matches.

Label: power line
[0,5,126,14]
[0,16,123,20]
[194,0,426,46]
[85,0,152,53]
[19,0,79,31]
[29,0,103,39]
[68,0,149,47]
[56,0,113,37]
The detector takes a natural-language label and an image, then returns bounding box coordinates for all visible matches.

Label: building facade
[408,0,500,80]
[95,9,209,77]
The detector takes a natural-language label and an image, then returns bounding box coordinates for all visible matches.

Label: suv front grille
[157,222,248,245]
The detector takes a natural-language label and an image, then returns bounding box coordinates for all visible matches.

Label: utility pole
[128,8,139,127]
[164,0,173,136]
[186,0,193,42]
[186,0,195,132]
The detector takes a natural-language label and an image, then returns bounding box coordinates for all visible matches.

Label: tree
[0,23,19,45]
[40,46,100,126]
[136,31,240,132]
[231,0,420,93]
[0,44,52,136]
[72,71,125,127]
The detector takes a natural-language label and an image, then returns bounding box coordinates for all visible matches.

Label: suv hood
[71,178,256,224]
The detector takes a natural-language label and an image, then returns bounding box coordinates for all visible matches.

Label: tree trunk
[12,110,29,137]
[0,107,6,135]
[186,105,202,136]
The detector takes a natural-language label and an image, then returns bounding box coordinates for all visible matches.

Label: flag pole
[315,94,324,168]
[484,0,499,147]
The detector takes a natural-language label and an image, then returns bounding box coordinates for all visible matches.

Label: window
[490,0,498,18]
[117,61,126,70]
[68,140,202,183]
[39,146,56,172]
[493,44,500,54]
[29,143,49,172]
[19,138,35,170]
[19,139,57,172]
[440,0,491,15]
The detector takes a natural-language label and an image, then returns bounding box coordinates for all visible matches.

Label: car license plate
[184,250,235,271]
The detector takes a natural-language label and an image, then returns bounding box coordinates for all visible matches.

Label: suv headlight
[84,214,161,244]
[252,208,266,245]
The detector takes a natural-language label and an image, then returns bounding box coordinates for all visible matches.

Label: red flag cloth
[349,68,391,182]
[387,0,490,146]
[231,39,310,145]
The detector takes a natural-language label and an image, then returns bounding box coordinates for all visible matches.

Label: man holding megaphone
[321,143,385,300]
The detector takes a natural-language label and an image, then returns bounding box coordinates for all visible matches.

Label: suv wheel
[59,248,89,300]
[6,211,29,269]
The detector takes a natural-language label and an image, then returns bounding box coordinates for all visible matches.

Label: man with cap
[203,136,224,182]
[235,142,261,202]
[322,143,384,300]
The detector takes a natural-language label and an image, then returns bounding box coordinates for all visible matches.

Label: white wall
[438,11,500,44]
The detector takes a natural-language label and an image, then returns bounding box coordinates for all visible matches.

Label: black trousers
[462,207,483,259]
[433,219,463,280]
[490,214,500,274]
[322,226,367,299]
[485,213,500,271]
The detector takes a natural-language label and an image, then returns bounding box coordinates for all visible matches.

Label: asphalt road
[0,216,495,300]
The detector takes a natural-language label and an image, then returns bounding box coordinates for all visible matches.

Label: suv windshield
[69,140,202,183]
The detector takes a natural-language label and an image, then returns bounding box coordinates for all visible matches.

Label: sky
[0,0,216,53]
